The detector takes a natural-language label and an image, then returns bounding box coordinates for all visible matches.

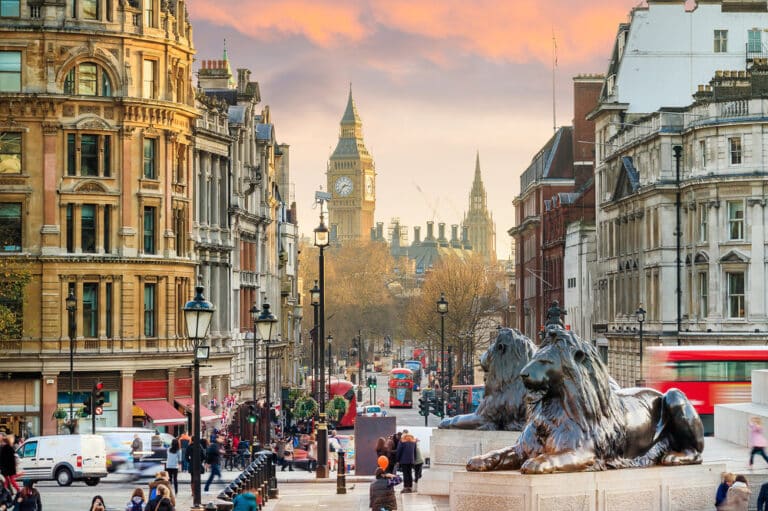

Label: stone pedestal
[450,463,725,511]
[419,429,520,496]
[715,369,768,446]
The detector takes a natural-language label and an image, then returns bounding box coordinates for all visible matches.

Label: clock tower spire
[327,86,376,243]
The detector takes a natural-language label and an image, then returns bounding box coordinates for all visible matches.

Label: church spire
[341,84,362,125]
[471,150,487,205]
[464,151,496,263]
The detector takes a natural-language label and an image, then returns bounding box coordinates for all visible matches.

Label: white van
[16,434,108,486]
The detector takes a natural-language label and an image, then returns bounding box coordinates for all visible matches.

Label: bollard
[336,450,347,494]
[268,450,279,498]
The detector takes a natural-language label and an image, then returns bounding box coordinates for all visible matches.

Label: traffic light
[418,395,429,417]
[429,397,443,418]
[247,403,257,424]
[82,394,91,416]
[93,381,105,415]
[367,376,377,389]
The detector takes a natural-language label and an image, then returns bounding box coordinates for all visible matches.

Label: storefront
[0,374,40,438]
[56,372,120,434]
[133,371,186,432]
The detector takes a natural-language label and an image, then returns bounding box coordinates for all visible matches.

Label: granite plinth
[449,463,725,511]
[419,429,520,496]
[714,370,768,446]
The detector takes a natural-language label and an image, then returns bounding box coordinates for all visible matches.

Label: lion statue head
[481,328,537,395]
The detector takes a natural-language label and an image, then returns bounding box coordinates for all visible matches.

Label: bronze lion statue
[439,328,536,430]
[467,325,704,473]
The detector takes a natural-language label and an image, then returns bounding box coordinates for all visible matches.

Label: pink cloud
[188,0,638,66]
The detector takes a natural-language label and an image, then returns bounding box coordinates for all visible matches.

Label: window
[699,139,707,169]
[143,206,155,254]
[142,59,155,99]
[81,204,96,253]
[0,51,21,92]
[567,277,576,289]
[105,282,112,338]
[714,30,728,53]
[729,136,742,165]
[21,441,36,458]
[143,138,156,179]
[144,283,156,337]
[698,206,708,243]
[749,29,762,53]
[82,0,98,19]
[0,0,18,17]
[82,282,98,337]
[728,201,744,240]
[66,204,74,253]
[698,271,708,318]
[67,133,112,177]
[0,132,21,174]
[727,271,745,318]
[103,206,110,253]
[64,62,112,96]
[144,0,153,27]
[0,202,21,251]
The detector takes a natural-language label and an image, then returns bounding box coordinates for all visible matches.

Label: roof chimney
[462,225,472,250]
[450,224,461,248]
[426,221,435,241]
[413,226,421,245]
[438,223,448,247]
[376,222,384,240]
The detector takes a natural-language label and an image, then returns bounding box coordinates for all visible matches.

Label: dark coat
[0,445,16,477]
[395,440,416,465]
[145,497,173,511]
[758,483,768,511]
[12,489,41,511]
[369,477,398,511]
[205,444,221,465]
[0,486,12,511]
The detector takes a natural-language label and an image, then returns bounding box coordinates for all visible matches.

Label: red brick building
[509,76,602,339]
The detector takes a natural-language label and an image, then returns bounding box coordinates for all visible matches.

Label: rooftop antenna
[552,29,558,133]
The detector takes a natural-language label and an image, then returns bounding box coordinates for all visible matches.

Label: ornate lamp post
[636,304,646,386]
[314,205,330,478]
[310,281,320,401]
[66,292,77,433]
[183,283,215,509]
[436,293,448,417]
[356,330,363,401]
[327,334,333,393]
[254,301,277,446]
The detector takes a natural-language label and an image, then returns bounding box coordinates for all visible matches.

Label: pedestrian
[758,479,768,511]
[413,438,424,490]
[0,476,12,511]
[307,434,317,471]
[89,495,106,511]
[280,439,294,472]
[749,417,768,469]
[384,437,396,474]
[177,432,191,473]
[203,436,224,493]
[148,471,175,507]
[716,472,736,510]
[721,474,750,511]
[125,487,146,511]
[395,433,416,493]
[327,430,341,472]
[232,489,257,511]
[369,462,402,511]
[12,480,41,511]
[131,435,144,464]
[147,484,174,511]
[0,435,18,493]
[165,439,180,494]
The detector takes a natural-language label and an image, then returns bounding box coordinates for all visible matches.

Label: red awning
[175,397,219,422]
[133,399,187,425]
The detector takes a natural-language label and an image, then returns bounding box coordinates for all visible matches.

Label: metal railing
[216,449,277,510]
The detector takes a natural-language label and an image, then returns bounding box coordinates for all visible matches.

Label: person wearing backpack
[125,488,146,511]
[146,485,173,511]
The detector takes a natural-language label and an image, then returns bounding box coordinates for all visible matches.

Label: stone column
[120,128,137,257]
[120,371,135,427]
[167,368,176,405]
[749,198,766,319]
[41,123,60,255]
[41,373,59,435]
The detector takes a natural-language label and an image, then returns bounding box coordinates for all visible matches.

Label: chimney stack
[413,226,421,244]
[451,224,461,248]
[426,221,435,241]
[438,223,448,247]
[376,222,384,240]
[462,225,472,250]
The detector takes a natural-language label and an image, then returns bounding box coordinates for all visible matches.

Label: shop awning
[175,397,219,422]
[133,399,187,425]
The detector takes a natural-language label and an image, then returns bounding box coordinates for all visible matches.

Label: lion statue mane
[467,325,704,473]
[439,328,536,430]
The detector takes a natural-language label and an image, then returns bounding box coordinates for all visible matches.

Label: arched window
[64,62,112,96]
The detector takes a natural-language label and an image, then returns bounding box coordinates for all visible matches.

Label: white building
[564,222,596,344]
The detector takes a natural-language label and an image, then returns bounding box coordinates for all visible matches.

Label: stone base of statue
[418,429,521,496]
[449,463,725,511]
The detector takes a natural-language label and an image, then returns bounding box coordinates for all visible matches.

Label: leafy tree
[0,256,30,341]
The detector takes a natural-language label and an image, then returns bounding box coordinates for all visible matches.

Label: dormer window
[64,62,112,96]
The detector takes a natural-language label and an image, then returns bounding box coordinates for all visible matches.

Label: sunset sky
[187,0,643,257]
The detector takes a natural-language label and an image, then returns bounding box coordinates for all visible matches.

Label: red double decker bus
[388,368,414,408]
[647,345,768,434]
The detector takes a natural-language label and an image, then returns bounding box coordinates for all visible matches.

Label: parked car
[16,434,108,486]
[358,405,386,417]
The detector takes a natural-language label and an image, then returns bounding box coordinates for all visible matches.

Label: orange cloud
[187,0,638,66]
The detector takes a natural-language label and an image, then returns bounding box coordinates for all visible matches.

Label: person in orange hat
[369,457,401,510]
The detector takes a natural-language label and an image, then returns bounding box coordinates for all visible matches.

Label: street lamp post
[327,334,333,389]
[66,292,77,433]
[183,283,215,509]
[314,204,330,478]
[310,281,320,402]
[636,304,646,387]
[436,293,448,417]
[356,331,363,402]
[253,300,278,497]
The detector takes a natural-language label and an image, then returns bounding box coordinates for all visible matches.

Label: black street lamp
[356,331,363,402]
[310,281,320,402]
[66,292,77,433]
[183,283,215,509]
[253,301,278,446]
[436,293,448,416]
[636,304,646,386]
[314,205,330,478]
[327,334,333,393]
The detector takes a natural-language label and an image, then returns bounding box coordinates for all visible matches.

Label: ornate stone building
[0,0,228,436]
[327,88,376,243]
[463,152,496,263]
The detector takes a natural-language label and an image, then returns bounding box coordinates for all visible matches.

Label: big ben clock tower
[327,87,376,242]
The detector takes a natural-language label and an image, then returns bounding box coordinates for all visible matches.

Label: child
[716,472,735,510]
[125,487,146,511]
[369,458,402,511]
[749,417,768,468]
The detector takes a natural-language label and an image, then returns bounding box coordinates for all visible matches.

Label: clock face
[335,176,353,197]
[365,175,374,199]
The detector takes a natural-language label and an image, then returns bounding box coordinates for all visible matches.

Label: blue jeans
[204,463,222,491]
